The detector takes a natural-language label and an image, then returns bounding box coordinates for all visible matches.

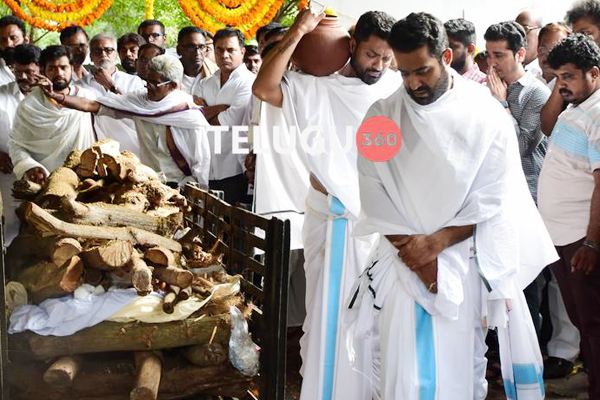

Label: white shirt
[0,58,15,86]
[182,74,195,94]
[193,64,255,180]
[539,88,600,246]
[77,69,145,155]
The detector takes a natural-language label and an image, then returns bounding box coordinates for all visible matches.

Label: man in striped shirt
[538,33,600,400]
[444,18,486,84]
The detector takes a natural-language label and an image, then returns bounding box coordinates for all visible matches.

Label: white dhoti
[300,187,375,400]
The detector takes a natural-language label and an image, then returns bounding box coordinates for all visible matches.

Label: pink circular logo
[356,116,402,162]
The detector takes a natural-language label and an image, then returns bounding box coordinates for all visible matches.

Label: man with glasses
[0,44,40,244]
[516,10,544,80]
[176,26,218,94]
[138,20,167,48]
[117,33,145,75]
[42,55,211,189]
[60,25,89,82]
[0,16,28,86]
[77,33,145,155]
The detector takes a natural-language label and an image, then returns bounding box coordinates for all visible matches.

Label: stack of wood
[11,139,232,311]
[7,140,252,399]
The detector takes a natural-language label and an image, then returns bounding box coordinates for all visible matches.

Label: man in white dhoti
[0,16,28,86]
[253,10,402,400]
[77,33,145,155]
[193,28,254,205]
[345,13,558,400]
[0,44,40,244]
[9,45,95,185]
[177,27,218,94]
[44,55,210,189]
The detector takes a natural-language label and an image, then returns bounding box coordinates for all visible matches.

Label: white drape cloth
[96,89,211,188]
[9,86,96,179]
[0,81,24,244]
[77,70,145,155]
[252,98,309,250]
[346,73,557,399]
[281,70,403,218]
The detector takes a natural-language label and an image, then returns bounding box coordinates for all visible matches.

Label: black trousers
[551,238,600,399]
[209,173,250,206]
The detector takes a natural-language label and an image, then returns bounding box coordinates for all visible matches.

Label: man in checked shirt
[484,20,551,335]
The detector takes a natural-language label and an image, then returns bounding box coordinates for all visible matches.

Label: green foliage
[0,0,300,47]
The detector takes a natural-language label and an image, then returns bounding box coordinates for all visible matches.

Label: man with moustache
[0,16,28,86]
[77,33,145,155]
[0,44,40,244]
[244,45,262,74]
[117,33,145,75]
[444,18,486,84]
[60,25,89,82]
[177,26,218,94]
[253,10,402,400]
[347,12,556,399]
[538,34,600,400]
[43,55,211,189]
[192,28,254,205]
[8,45,95,186]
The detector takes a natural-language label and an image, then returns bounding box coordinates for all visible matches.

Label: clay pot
[292,15,351,76]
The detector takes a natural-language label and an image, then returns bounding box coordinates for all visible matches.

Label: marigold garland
[1,0,115,31]
[178,0,301,39]
[145,0,154,20]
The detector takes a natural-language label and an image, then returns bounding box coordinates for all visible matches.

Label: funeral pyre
[5,139,259,400]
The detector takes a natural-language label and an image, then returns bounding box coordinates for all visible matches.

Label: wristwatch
[109,85,118,94]
[499,100,509,109]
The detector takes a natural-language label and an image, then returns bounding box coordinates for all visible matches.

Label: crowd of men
[1,0,600,398]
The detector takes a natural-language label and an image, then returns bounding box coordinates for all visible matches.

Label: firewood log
[25,202,183,252]
[152,266,193,289]
[129,252,153,296]
[144,247,176,268]
[57,197,182,236]
[178,286,192,301]
[11,314,231,359]
[43,355,82,388]
[76,139,121,178]
[131,351,162,400]
[12,179,42,200]
[78,178,105,194]
[63,149,83,169]
[113,185,150,213]
[50,237,82,267]
[18,256,83,304]
[38,167,79,207]
[143,180,179,209]
[162,290,178,314]
[102,151,139,181]
[8,356,251,399]
[81,240,133,271]
[182,343,228,367]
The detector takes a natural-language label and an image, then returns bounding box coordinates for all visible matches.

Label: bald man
[516,10,544,79]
